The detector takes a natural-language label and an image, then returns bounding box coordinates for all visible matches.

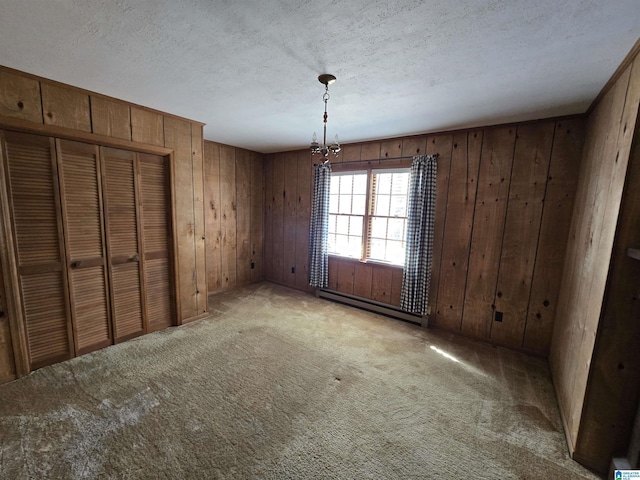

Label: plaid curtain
[308,162,332,287]
[400,154,438,315]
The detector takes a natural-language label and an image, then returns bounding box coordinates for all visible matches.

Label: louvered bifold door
[139,153,174,331]
[56,139,112,354]
[1,131,74,369]
[101,147,146,342]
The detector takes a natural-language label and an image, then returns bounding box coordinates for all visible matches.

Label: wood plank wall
[550,47,640,472]
[0,66,208,380]
[264,118,586,355]
[204,141,264,293]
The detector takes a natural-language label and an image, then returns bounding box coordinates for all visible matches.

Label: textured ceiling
[0,1,639,153]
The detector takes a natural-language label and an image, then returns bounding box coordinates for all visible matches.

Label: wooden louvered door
[139,153,174,332]
[1,131,74,369]
[56,139,112,355]
[101,147,146,342]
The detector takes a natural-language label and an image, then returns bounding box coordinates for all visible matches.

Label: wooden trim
[0,132,29,376]
[133,153,150,334]
[168,151,181,325]
[0,114,174,155]
[0,65,206,127]
[99,146,118,341]
[587,37,640,116]
[18,263,63,275]
[50,136,76,360]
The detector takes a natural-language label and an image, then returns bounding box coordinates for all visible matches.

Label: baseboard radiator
[315,288,426,326]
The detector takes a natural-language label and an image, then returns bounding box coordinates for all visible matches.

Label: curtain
[400,154,438,315]
[308,161,332,288]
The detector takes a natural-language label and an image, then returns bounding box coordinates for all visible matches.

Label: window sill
[328,254,404,271]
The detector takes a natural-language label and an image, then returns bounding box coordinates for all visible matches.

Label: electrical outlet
[250,262,255,269]
[495,311,503,322]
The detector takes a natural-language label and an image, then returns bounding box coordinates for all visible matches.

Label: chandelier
[310,74,341,160]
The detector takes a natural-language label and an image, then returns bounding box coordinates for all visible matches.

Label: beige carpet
[0,282,601,479]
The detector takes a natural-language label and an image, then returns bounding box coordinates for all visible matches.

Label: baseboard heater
[315,288,426,326]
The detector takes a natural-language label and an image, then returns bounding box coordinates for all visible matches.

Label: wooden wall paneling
[336,260,355,295]
[551,65,632,450]
[294,151,311,291]
[426,134,453,320]
[191,124,207,314]
[576,107,640,472]
[57,139,112,354]
[283,152,298,287]
[91,96,131,140]
[263,155,274,281]
[435,131,482,330]
[0,70,42,123]
[461,126,517,339]
[360,142,381,161]
[353,263,373,299]
[271,154,285,283]
[101,147,145,342]
[1,131,72,371]
[250,151,264,282]
[204,142,222,292]
[327,257,339,290]
[371,266,393,304]
[0,257,16,381]
[390,268,403,307]
[219,145,237,289]
[524,118,585,353]
[139,153,173,332]
[131,107,164,146]
[342,144,361,163]
[380,140,402,159]
[401,136,427,157]
[573,56,640,472]
[235,149,252,285]
[164,116,197,321]
[491,122,554,347]
[41,83,91,132]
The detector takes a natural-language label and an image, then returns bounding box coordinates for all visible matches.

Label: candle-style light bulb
[312,132,317,143]
[334,134,339,145]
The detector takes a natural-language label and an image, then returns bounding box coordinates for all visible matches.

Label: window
[328,168,410,265]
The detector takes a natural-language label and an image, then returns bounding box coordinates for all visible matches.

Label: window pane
[377,173,391,194]
[353,174,367,194]
[340,175,353,194]
[387,240,405,264]
[350,216,363,237]
[392,173,410,194]
[328,214,337,234]
[347,236,362,258]
[352,194,366,215]
[369,238,385,260]
[387,218,405,241]
[328,234,337,253]
[375,194,390,216]
[329,194,339,213]
[390,195,407,217]
[339,194,351,214]
[330,176,340,194]
[335,234,349,254]
[336,215,349,235]
[371,217,387,239]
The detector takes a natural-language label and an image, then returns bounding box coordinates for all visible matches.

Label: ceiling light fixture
[310,74,341,161]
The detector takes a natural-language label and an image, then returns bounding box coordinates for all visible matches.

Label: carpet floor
[0,282,601,479]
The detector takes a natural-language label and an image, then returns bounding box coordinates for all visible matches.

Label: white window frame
[328,167,411,266]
